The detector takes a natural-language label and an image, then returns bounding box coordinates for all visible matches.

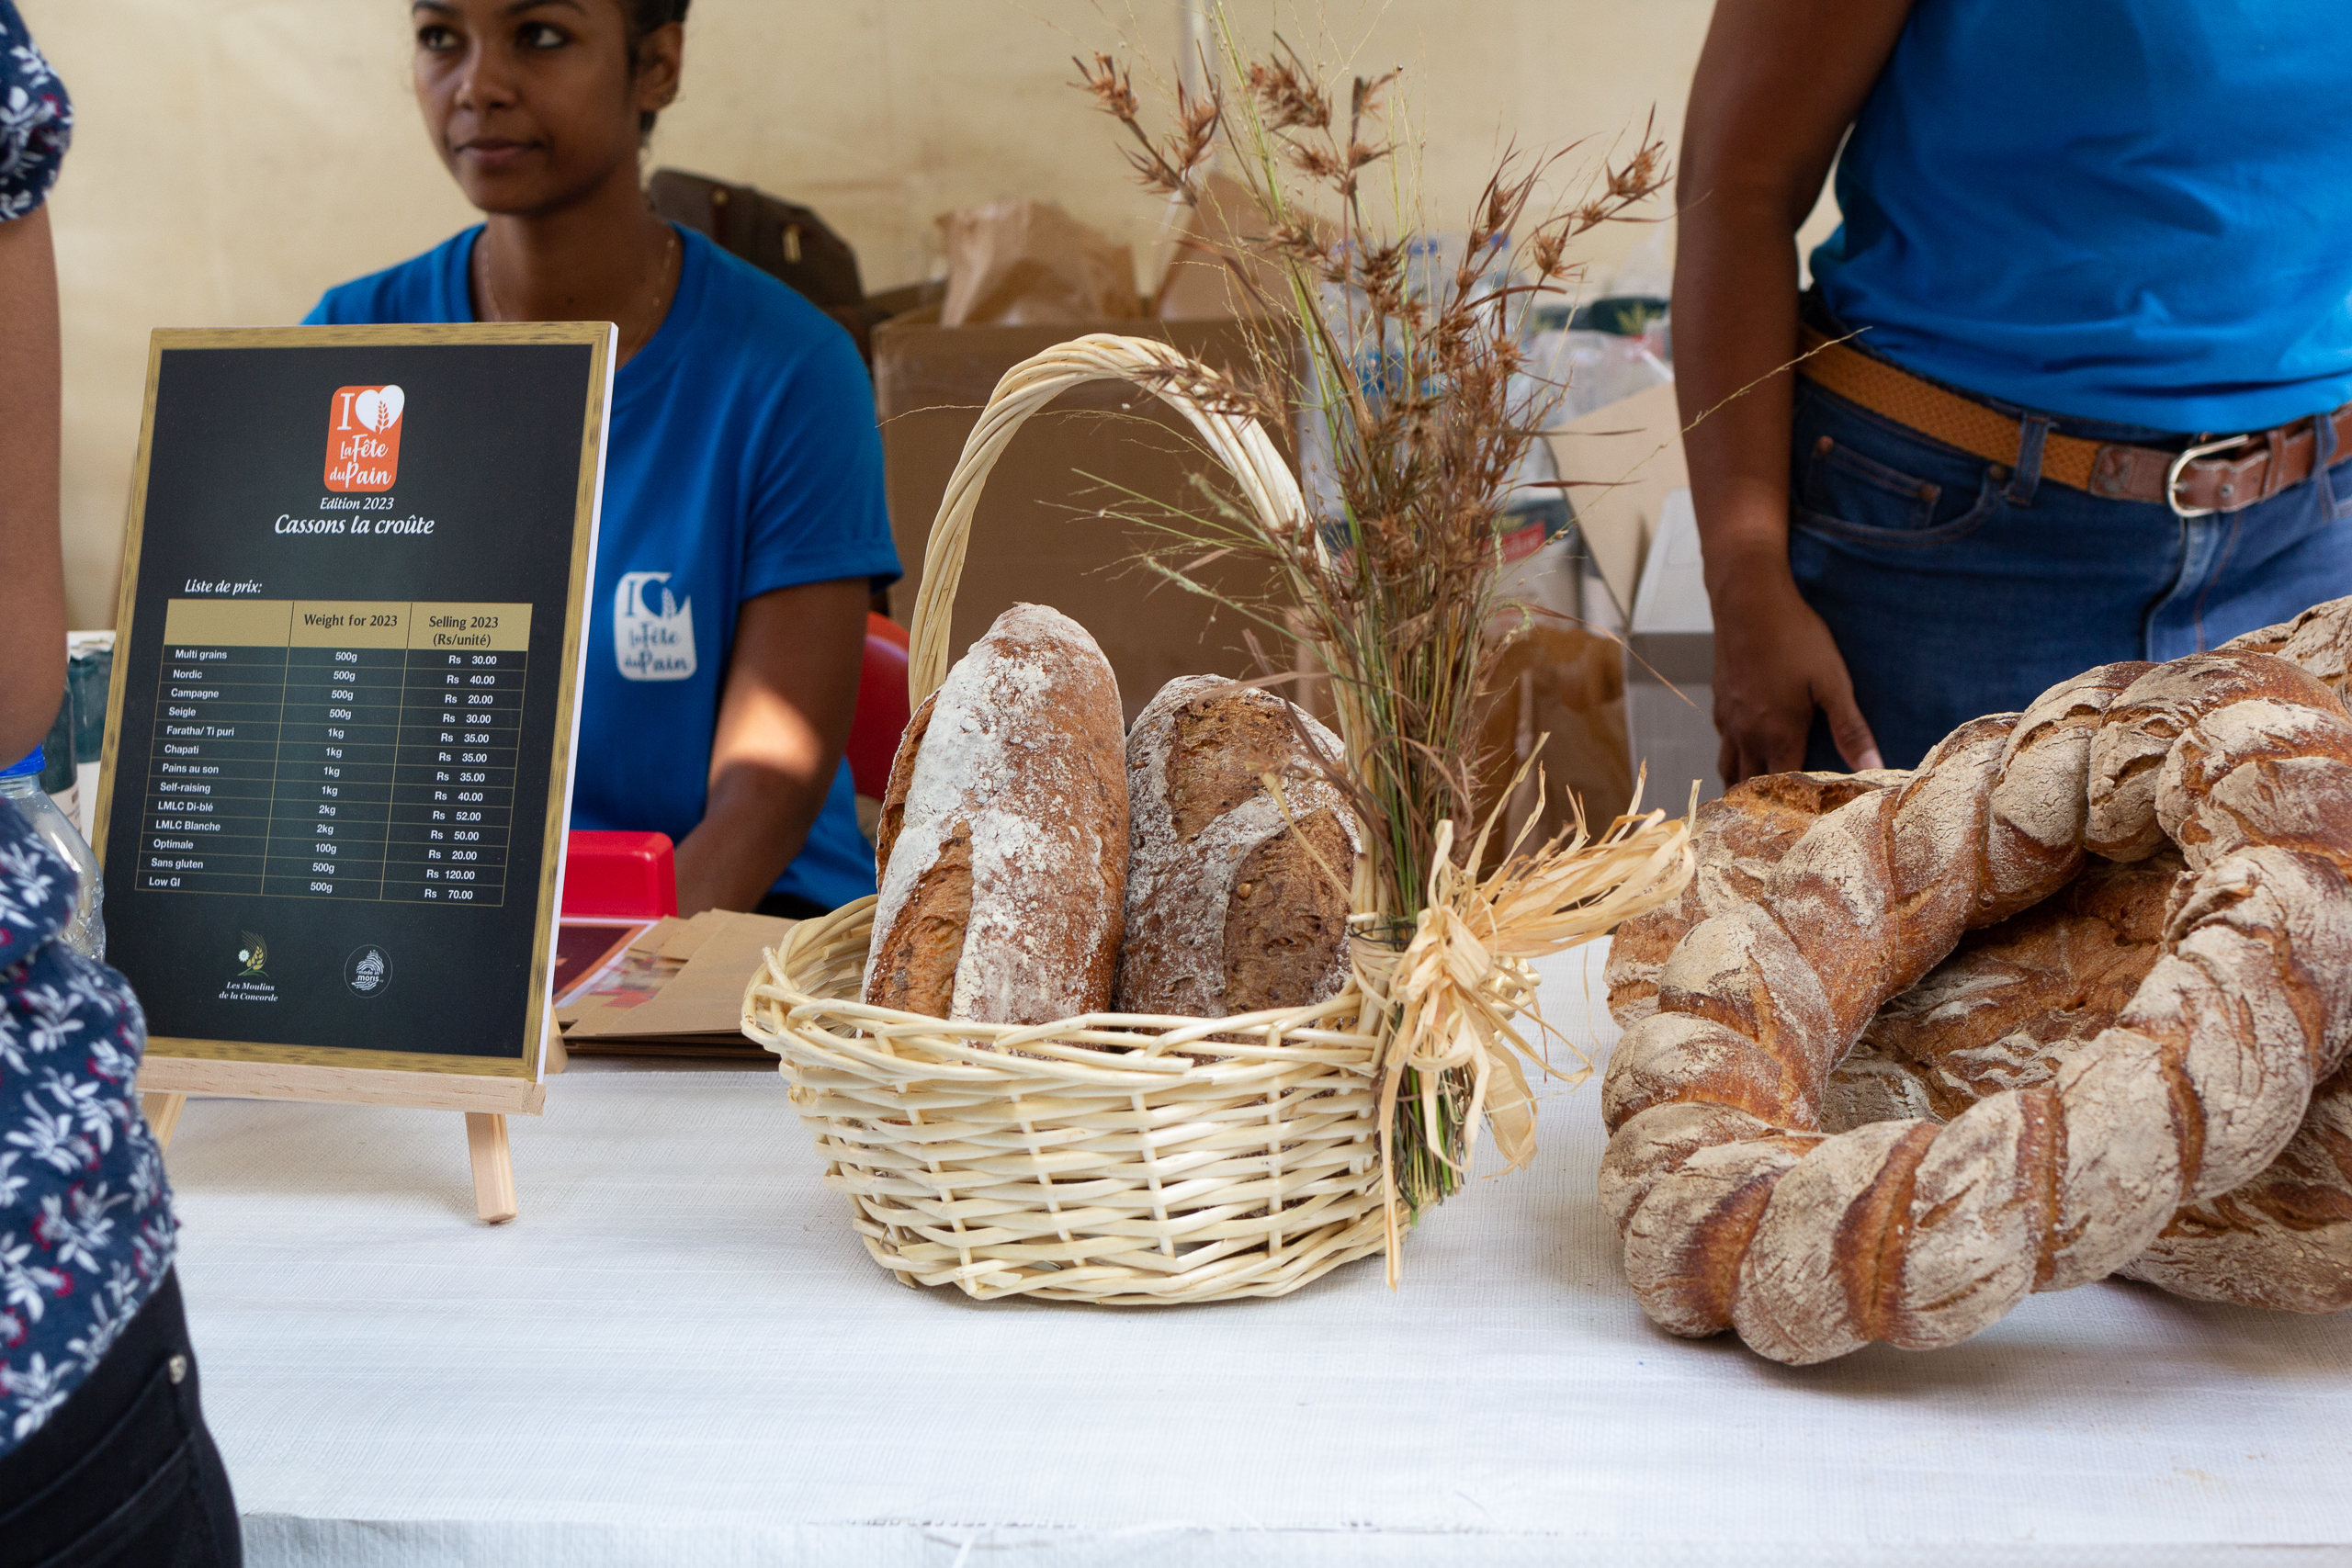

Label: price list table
[139,598,532,906]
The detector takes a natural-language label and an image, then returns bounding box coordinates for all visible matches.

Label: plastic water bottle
[1,745,105,959]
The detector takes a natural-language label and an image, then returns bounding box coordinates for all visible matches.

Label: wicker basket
[748,331,1515,1303]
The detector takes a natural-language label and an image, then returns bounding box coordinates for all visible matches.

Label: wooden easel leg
[143,1092,187,1150]
[465,1112,517,1224]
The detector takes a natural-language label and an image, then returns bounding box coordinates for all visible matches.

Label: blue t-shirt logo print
[615,570,697,682]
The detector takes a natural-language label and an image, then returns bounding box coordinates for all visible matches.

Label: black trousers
[0,1269,241,1568]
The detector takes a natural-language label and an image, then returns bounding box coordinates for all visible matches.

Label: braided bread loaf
[1600,649,2352,1362]
[1605,770,1904,1027]
[1623,784,2352,1316]
[2125,1066,2352,1313]
[1831,852,2182,1123]
[2223,596,2352,702]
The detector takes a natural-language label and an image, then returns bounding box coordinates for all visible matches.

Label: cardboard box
[1625,489,1723,808]
[874,316,1288,721]
[1542,377,1689,625]
[1155,174,1313,322]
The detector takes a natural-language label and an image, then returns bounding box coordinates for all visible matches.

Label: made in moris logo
[344,944,393,999]
[324,383,405,491]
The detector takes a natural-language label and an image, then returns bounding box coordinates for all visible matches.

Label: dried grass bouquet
[1073,13,1695,1239]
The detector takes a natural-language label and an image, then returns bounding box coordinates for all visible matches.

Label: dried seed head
[1529,231,1568,278]
[1351,70,1399,125]
[1074,53,1137,122]
[1247,54,1331,131]
[1283,143,1337,181]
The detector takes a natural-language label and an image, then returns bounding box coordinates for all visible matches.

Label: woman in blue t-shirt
[309,0,900,915]
[1676,0,2352,783]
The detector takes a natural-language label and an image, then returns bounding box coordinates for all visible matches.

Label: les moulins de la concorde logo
[220,930,278,1004]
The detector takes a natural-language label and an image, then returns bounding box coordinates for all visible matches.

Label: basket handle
[903,332,1307,706]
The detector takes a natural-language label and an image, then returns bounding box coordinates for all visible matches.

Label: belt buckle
[2167,433,2255,518]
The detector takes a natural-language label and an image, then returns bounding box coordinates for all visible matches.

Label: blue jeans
[1788,378,2352,771]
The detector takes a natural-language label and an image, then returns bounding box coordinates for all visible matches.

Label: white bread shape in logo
[616,570,697,682]
[354,385,404,434]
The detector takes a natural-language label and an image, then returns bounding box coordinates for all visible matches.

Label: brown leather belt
[1797,325,2352,518]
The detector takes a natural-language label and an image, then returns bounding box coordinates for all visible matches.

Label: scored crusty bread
[872,689,937,884]
[2223,597,2352,704]
[863,604,1127,1025]
[1604,605,2352,1327]
[1822,845,2352,1315]
[1820,844,2352,1314]
[2125,1061,2352,1314]
[1114,676,1362,1018]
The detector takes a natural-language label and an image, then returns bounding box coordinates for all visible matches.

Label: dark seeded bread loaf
[1114,675,1362,1017]
[862,604,1127,1024]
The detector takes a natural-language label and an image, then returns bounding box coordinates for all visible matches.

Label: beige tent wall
[29,0,1832,628]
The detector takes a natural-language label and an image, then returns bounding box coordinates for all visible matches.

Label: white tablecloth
[164,942,2352,1567]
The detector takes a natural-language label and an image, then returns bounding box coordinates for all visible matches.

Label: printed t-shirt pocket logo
[616,570,697,681]
[325,384,404,491]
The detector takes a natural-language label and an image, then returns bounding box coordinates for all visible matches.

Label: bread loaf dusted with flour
[863,604,1127,1025]
[872,689,937,882]
[1114,676,1361,1017]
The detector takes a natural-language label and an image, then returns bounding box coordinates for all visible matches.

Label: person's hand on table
[1708,541,1883,783]
[673,576,868,914]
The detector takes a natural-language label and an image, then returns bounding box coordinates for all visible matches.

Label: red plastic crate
[561,829,678,919]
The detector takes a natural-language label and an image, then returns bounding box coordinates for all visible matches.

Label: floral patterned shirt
[0,0,68,222]
[0,4,137,1461]
[0,799,175,1455]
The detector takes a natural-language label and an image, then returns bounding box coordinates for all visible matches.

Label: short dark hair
[626,0,690,138]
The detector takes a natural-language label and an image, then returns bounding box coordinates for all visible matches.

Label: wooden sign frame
[102,323,616,1221]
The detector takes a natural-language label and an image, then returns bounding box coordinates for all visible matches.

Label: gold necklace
[476,223,679,359]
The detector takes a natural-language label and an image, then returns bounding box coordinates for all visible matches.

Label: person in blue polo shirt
[309,0,899,916]
[1675,0,2352,784]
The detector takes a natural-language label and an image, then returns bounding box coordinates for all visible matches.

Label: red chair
[846,612,911,797]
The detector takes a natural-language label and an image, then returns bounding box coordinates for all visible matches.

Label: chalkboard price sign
[98,325,614,1173]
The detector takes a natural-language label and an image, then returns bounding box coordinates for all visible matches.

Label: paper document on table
[561,908,795,1055]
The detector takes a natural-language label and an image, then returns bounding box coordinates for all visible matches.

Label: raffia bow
[1352,788,1694,1282]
